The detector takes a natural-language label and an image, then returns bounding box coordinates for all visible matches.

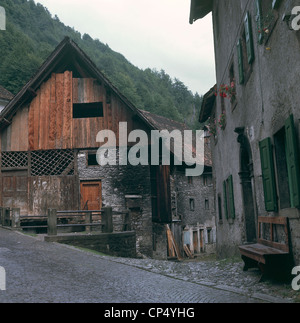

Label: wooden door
[200,230,204,252]
[150,165,172,223]
[80,181,102,210]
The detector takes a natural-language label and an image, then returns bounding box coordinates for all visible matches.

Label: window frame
[223,175,236,220]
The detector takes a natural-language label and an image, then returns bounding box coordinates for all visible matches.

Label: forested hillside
[0,0,202,128]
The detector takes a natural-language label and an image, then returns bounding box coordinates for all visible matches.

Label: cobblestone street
[0,228,298,303]
[105,253,298,303]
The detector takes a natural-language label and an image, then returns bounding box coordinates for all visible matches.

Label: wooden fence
[0,207,131,236]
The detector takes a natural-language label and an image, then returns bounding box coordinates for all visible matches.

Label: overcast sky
[35,0,216,95]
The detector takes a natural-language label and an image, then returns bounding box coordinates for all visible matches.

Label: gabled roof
[189,0,213,24]
[138,109,188,133]
[0,37,208,166]
[0,37,155,131]
[140,109,212,167]
[0,85,13,101]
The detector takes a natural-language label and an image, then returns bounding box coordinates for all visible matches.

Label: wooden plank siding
[0,71,142,153]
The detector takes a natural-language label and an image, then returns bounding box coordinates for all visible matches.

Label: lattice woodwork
[31,149,75,176]
[1,151,28,169]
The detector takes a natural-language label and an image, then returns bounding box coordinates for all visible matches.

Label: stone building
[190,0,300,263]
[0,37,215,259]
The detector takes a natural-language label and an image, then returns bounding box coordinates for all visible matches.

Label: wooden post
[102,207,113,233]
[11,208,21,229]
[85,212,92,233]
[47,209,57,236]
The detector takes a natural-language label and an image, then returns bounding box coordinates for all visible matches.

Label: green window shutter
[223,180,228,219]
[285,114,300,208]
[259,138,278,212]
[272,0,281,9]
[237,39,244,84]
[227,175,236,219]
[255,0,264,44]
[244,11,255,64]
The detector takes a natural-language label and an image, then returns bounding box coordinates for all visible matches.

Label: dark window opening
[274,127,291,209]
[207,228,212,244]
[203,174,212,186]
[229,62,236,105]
[190,198,195,211]
[218,194,223,221]
[205,199,210,210]
[223,175,236,220]
[73,102,103,119]
[87,152,98,166]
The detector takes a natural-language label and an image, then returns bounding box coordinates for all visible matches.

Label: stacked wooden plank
[165,224,182,261]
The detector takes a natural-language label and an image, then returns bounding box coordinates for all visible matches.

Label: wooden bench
[239,216,293,281]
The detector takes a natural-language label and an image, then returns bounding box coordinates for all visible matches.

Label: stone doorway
[236,128,257,243]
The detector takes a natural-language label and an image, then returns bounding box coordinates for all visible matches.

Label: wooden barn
[0,37,213,259]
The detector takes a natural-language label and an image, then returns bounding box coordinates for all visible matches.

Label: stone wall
[45,231,136,258]
[170,166,216,255]
[77,149,153,258]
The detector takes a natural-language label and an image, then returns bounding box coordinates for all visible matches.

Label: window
[205,199,210,210]
[207,228,212,244]
[255,0,281,44]
[237,12,255,85]
[189,198,195,211]
[259,137,278,212]
[274,128,290,209]
[244,12,255,64]
[203,174,212,186]
[218,194,223,221]
[229,62,237,108]
[284,115,300,208]
[87,152,98,166]
[73,102,104,119]
[237,39,244,85]
[223,175,236,220]
[259,115,300,212]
